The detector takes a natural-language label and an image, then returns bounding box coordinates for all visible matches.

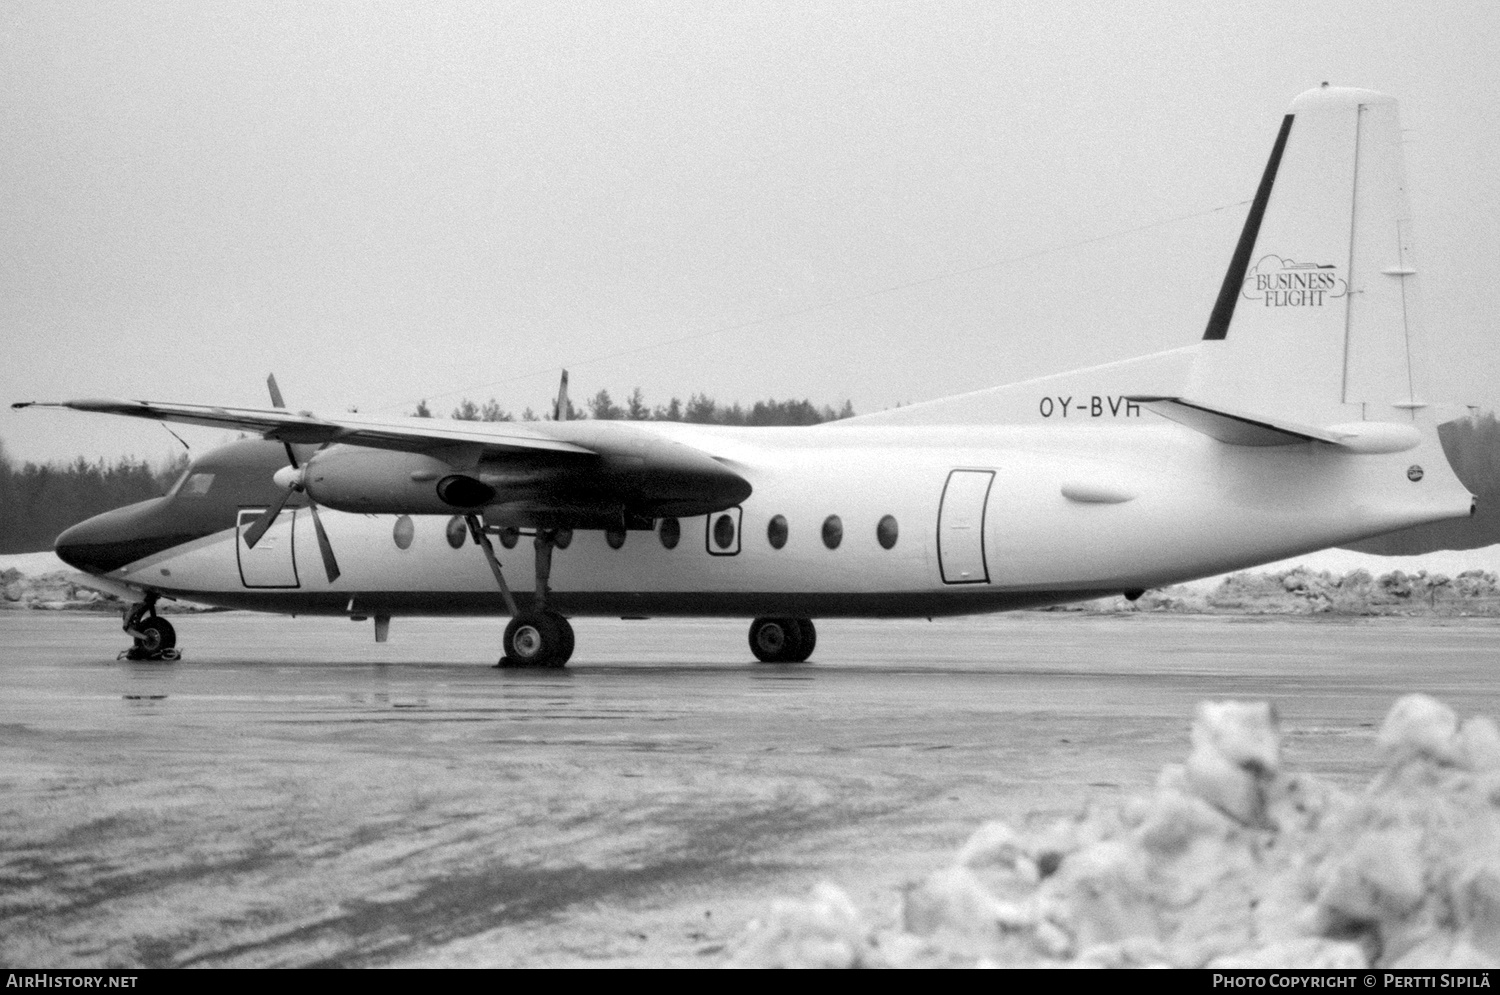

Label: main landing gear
[749,617,816,663]
[501,609,575,669]
[465,516,575,669]
[119,594,180,662]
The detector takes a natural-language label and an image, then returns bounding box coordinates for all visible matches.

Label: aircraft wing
[13,396,752,527]
[11,398,596,457]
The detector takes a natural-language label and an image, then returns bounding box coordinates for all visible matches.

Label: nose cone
[55,498,177,574]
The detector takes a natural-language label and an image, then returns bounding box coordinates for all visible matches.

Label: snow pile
[1223,567,1500,615]
[0,565,115,609]
[1052,568,1500,615]
[0,553,100,609]
[729,695,1500,968]
[727,882,877,969]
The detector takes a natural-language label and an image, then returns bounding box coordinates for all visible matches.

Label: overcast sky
[4,1,1499,466]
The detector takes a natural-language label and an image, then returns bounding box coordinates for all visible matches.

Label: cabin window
[767,514,788,549]
[706,508,742,555]
[659,517,680,549]
[877,515,899,550]
[181,472,215,497]
[606,528,626,549]
[446,515,468,549]
[392,515,415,550]
[822,515,843,549]
[713,513,736,550]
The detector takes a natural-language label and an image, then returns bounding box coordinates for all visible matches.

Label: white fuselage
[101,419,1470,618]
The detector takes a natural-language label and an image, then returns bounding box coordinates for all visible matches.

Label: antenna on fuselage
[158,422,191,453]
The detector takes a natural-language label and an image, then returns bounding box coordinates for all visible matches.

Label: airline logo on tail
[1241,255,1347,308]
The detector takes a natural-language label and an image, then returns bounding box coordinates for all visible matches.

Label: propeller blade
[242,486,294,550]
[261,377,333,579]
[553,369,569,421]
[307,502,341,582]
[265,377,301,467]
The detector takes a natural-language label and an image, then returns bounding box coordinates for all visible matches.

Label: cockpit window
[164,468,191,497]
[180,472,215,497]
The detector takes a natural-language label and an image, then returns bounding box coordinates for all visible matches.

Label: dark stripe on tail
[1203,114,1295,340]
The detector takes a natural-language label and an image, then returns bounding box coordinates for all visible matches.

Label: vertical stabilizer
[1190,87,1427,427]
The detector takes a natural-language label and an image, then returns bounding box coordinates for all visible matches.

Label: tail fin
[1189,86,1427,427]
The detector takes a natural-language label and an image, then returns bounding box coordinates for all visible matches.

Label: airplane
[12,85,1487,669]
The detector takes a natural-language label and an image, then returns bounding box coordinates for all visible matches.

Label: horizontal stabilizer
[1129,396,1342,447]
[1129,396,1422,452]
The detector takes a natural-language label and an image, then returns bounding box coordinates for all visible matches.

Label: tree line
[0,391,855,553]
[416,389,855,427]
[0,440,189,554]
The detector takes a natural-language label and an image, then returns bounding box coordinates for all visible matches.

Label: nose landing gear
[120,595,180,662]
[749,617,816,663]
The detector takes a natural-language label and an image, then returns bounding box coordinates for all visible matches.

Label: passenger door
[938,470,993,584]
[237,508,300,588]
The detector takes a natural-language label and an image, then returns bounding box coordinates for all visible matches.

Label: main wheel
[136,617,176,655]
[790,618,816,662]
[503,612,566,668]
[749,617,804,663]
[552,614,575,668]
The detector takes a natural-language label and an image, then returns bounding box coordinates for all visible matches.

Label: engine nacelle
[303,447,461,514]
[299,426,752,524]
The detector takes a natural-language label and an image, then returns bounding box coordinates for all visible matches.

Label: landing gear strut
[466,517,575,669]
[119,594,179,662]
[749,617,816,663]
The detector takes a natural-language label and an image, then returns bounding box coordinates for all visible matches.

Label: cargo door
[938,470,993,584]
[237,508,300,588]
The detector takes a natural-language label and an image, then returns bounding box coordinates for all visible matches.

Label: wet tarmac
[2,611,1498,967]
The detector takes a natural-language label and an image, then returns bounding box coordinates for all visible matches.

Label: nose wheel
[749,617,816,663]
[119,597,180,662]
[499,611,575,669]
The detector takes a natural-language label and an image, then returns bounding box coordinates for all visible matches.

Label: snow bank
[0,559,116,609]
[729,695,1500,968]
[1050,567,1500,616]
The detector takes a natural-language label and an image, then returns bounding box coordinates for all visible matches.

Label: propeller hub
[273,465,305,491]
